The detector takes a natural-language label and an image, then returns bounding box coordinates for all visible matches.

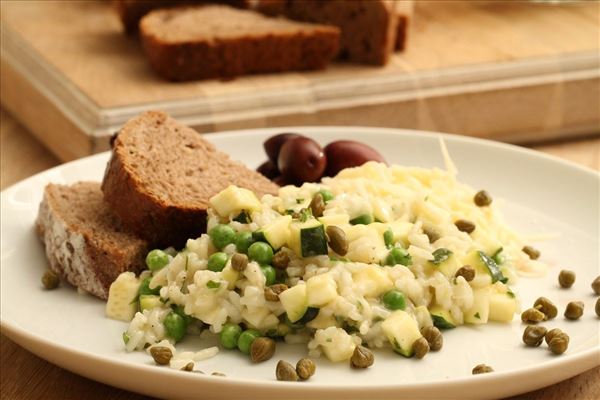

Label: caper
[326,225,348,256]
[276,360,298,381]
[455,265,475,282]
[264,283,288,302]
[423,228,440,244]
[521,307,545,324]
[181,362,194,371]
[455,219,476,234]
[413,337,430,359]
[472,364,493,374]
[596,298,600,317]
[544,328,565,345]
[350,345,374,368]
[272,250,290,270]
[296,358,316,380]
[564,301,584,320]
[533,297,557,320]
[558,270,576,288]
[522,325,547,347]
[420,326,443,351]
[250,337,276,363]
[41,269,60,290]
[591,276,600,295]
[522,246,540,260]
[150,346,173,365]
[309,193,326,218]
[473,190,492,207]
[231,253,248,272]
[548,332,569,355]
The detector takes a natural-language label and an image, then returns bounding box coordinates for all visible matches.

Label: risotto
[106,160,545,365]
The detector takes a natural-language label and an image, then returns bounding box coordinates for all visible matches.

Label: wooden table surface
[1,107,599,399]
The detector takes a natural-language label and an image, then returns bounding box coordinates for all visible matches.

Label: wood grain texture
[1,0,598,107]
[1,108,599,399]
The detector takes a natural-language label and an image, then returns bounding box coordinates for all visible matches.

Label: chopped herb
[507,289,516,298]
[491,247,504,265]
[431,248,453,265]
[185,255,189,271]
[383,228,394,249]
[326,338,333,343]
[206,280,220,289]
[474,312,481,320]
[479,251,506,284]
[160,297,169,304]
[297,208,312,222]
[122,332,130,344]
[296,198,304,204]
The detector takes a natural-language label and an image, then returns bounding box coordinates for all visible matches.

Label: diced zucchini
[350,214,374,225]
[289,219,328,257]
[252,230,267,243]
[221,263,239,289]
[429,305,456,329]
[464,250,507,285]
[306,311,338,330]
[381,310,423,357]
[464,288,491,324]
[353,265,393,298]
[139,295,162,312]
[318,214,349,226]
[209,185,261,217]
[306,273,337,307]
[414,305,434,329]
[233,210,251,223]
[279,284,308,323]
[106,272,140,322]
[489,292,518,322]
[261,215,292,250]
[434,253,462,279]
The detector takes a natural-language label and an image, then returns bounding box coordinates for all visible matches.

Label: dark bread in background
[139,5,340,80]
[114,0,250,33]
[254,0,399,65]
[102,111,280,247]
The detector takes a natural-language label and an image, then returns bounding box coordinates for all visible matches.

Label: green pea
[164,312,186,342]
[248,242,273,265]
[235,231,254,254]
[319,189,334,203]
[207,252,228,272]
[172,305,194,326]
[237,329,261,354]
[350,214,374,225]
[209,224,236,250]
[145,249,170,271]
[382,290,406,310]
[260,265,277,286]
[220,323,243,350]
[383,228,394,248]
[138,276,160,296]
[385,247,412,266]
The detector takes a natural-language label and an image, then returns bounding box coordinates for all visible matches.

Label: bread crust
[36,182,148,300]
[139,6,340,81]
[255,0,398,65]
[102,111,279,247]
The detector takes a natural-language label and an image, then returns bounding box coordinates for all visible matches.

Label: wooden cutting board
[1,0,599,162]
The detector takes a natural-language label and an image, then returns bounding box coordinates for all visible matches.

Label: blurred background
[0,1,599,397]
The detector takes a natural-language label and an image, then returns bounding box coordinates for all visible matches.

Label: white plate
[1,127,599,400]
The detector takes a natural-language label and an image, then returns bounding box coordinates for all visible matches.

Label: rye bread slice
[101,111,280,247]
[139,5,340,80]
[36,182,148,300]
[114,0,250,34]
[255,0,398,65]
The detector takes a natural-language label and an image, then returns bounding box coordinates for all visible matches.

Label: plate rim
[1,126,599,399]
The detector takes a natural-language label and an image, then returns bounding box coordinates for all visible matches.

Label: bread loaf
[139,5,340,80]
[36,182,148,300]
[102,111,280,246]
